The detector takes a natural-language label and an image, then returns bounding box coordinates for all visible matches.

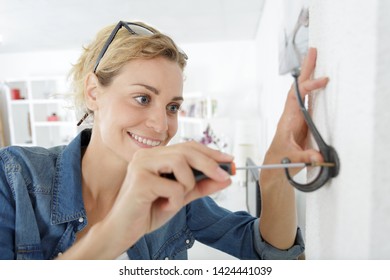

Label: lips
[129,132,162,147]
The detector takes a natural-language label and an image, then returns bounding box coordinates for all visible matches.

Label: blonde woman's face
[93,57,184,162]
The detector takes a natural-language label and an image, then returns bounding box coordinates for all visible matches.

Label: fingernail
[216,166,231,180]
[221,152,234,160]
[310,155,321,162]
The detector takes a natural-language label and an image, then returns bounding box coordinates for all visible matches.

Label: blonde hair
[69,21,187,121]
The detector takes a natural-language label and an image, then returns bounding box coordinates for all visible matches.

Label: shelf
[3,76,78,148]
[177,94,219,142]
[10,100,30,105]
[34,121,75,127]
[31,99,66,104]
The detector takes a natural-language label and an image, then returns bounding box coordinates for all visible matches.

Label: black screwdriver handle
[161,162,235,182]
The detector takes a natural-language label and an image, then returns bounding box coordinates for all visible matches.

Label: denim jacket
[0,129,304,260]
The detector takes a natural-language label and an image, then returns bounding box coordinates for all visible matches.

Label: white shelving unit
[4,76,77,148]
[176,92,217,142]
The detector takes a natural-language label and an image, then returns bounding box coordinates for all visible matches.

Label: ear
[84,73,99,111]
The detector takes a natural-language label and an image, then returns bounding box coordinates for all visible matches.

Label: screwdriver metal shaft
[162,162,335,182]
[235,161,335,170]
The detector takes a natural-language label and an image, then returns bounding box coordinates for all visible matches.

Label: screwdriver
[161,161,335,182]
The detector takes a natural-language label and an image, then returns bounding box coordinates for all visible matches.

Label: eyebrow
[134,83,159,95]
[134,83,183,101]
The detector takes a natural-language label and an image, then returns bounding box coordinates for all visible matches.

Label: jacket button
[185,239,190,244]
[78,217,84,223]
[164,257,169,260]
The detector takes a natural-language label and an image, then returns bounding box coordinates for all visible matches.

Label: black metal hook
[282,70,340,192]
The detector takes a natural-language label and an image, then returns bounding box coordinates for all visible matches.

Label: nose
[145,107,169,133]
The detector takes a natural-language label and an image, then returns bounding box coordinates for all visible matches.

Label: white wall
[256,0,390,259]
[372,0,390,259]
[0,50,81,78]
[305,0,390,259]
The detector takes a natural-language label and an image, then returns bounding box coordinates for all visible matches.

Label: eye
[166,103,181,114]
[134,95,151,105]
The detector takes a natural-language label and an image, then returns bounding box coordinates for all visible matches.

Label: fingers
[299,77,329,98]
[288,149,324,164]
[132,141,233,194]
[115,142,234,239]
[299,47,317,82]
[285,75,329,114]
[295,48,329,96]
[260,148,324,184]
[283,48,329,116]
[157,154,197,192]
[181,142,232,183]
[137,148,232,211]
[148,176,187,213]
[123,142,234,232]
[184,179,231,204]
[158,141,232,181]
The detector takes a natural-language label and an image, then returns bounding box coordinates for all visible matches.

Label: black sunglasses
[93,21,188,73]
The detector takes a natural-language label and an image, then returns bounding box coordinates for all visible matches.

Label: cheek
[97,100,140,131]
[167,118,178,138]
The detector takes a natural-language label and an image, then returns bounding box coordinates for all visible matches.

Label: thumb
[288,149,324,164]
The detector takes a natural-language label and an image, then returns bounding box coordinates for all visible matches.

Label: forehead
[114,57,184,92]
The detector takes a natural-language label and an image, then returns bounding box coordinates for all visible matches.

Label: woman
[0,21,328,259]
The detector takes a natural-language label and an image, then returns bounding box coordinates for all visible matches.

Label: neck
[81,135,128,203]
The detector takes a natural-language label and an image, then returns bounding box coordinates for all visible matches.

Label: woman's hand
[258,47,329,249]
[261,47,329,185]
[106,141,233,251]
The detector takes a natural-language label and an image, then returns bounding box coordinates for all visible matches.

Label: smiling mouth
[129,132,162,147]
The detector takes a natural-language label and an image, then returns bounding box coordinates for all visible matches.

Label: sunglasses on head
[93,21,188,73]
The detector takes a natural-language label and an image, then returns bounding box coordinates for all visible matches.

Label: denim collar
[50,129,91,225]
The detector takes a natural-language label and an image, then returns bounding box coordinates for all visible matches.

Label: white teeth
[130,133,161,147]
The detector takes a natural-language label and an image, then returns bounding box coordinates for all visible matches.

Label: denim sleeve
[187,197,304,260]
[253,219,305,260]
[0,152,16,259]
